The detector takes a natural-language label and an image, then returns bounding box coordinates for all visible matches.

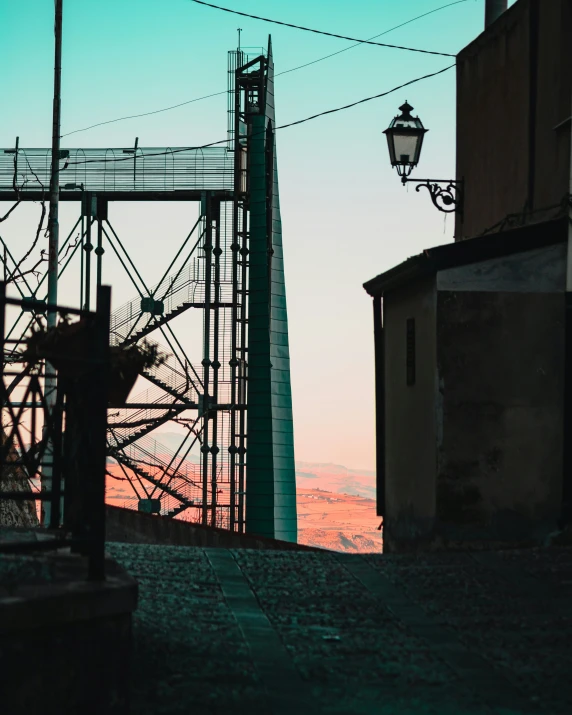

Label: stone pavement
[107,543,572,715]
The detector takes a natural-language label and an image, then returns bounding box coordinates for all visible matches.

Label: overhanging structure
[0,37,297,542]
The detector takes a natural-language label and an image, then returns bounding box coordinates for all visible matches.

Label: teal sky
[0,0,516,470]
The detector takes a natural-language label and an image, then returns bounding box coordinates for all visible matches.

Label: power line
[187,0,456,57]
[61,0,467,138]
[277,0,470,77]
[61,90,227,138]
[59,64,454,171]
[277,65,455,131]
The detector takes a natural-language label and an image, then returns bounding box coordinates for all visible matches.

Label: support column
[84,192,93,310]
[201,192,213,526]
[95,197,107,290]
[211,200,221,527]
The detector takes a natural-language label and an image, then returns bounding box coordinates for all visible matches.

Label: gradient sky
[0,0,517,470]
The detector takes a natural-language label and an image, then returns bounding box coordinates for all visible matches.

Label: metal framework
[0,284,110,579]
[0,39,297,540]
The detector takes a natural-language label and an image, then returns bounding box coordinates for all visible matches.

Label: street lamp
[384,101,463,215]
[384,101,427,181]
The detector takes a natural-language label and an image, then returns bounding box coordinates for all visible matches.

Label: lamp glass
[384,102,427,178]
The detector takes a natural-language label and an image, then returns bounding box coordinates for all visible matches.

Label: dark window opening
[406,318,416,386]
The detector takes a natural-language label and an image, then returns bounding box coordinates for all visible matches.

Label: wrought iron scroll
[405,179,464,215]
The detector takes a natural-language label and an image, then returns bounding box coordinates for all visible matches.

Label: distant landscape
[106,453,381,553]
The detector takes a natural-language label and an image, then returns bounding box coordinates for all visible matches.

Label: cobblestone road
[107,543,572,715]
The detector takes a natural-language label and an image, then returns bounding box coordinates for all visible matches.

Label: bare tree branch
[0,202,21,224]
[5,156,47,285]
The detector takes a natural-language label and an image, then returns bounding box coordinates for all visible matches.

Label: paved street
[107,543,572,715]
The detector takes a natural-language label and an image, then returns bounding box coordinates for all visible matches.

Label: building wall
[436,290,564,542]
[383,277,437,551]
[436,243,566,293]
[456,0,572,239]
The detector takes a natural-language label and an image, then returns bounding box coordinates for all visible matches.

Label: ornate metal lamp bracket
[403,178,464,215]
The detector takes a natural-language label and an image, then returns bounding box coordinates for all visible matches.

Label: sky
[0,0,517,471]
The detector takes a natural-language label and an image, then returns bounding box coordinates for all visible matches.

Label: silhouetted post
[43,0,63,524]
[87,285,111,580]
[562,83,572,527]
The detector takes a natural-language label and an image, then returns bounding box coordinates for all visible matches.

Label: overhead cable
[58,64,455,170]
[187,0,456,57]
[61,0,466,138]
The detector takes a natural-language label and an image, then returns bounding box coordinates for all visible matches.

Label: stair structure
[108,382,194,448]
[142,359,198,403]
[110,257,234,348]
[109,433,203,518]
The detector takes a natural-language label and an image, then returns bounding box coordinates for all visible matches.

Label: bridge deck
[0,146,234,201]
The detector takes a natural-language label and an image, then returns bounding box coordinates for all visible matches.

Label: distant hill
[107,437,380,553]
[151,432,376,498]
[297,489,382,553]
[295,461,375,500]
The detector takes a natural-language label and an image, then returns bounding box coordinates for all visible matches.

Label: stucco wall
[437,243,566,293]
[456,0,571,239]
[383,277,437,551]
[436,290,564,542]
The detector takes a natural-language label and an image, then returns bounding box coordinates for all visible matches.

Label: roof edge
[363,216,568,298]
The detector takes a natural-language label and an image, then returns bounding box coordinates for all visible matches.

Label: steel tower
[0,38,297,541]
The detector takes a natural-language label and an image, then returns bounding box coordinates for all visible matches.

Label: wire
[59,64,454,170]
[187,0,456,57]
[277,0,470,77]
[276,65,455,131]
[61,90,227,138]
[61,0,468,138]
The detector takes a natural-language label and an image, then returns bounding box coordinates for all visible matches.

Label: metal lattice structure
[0,39,297,540]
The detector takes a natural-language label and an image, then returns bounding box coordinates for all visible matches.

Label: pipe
[485,0,508,28]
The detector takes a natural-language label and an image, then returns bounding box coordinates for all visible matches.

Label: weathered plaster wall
[456,0,572,239]
[383,277,437,551]
[437,243,566,293]
[436,290,564,542]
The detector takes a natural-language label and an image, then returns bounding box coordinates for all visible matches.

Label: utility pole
[485,0,507,28]
[43,0,63,525]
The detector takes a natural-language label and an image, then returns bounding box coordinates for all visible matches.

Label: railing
[143,357,199,399]
[110,433,203,515]
[0,284,110,580]
[109,261,235,348]
[0,146,234,194]
[107,380,197,449]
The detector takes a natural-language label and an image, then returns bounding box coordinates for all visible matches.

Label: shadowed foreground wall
[0,553,137,715]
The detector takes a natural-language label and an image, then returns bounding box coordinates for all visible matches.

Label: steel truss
[0,43,287,534]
